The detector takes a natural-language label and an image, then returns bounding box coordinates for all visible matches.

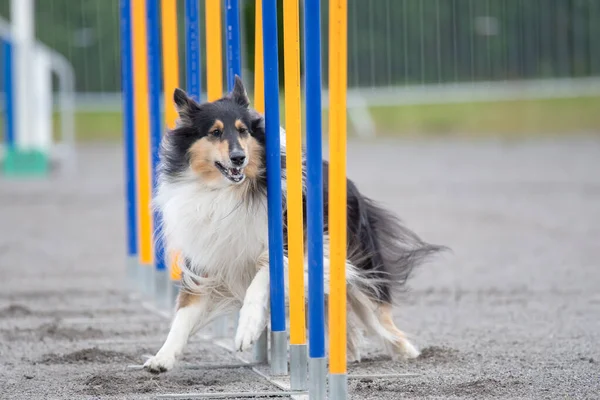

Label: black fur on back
[339,173,446,304]
[285,161,446,305]
[280,157,446,306]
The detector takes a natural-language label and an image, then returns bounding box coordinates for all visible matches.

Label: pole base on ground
[136,263,145,295]
[329,373,347,400]
[2,149,49,177]
[270,330,287,376]
[253,328,268,364]
[138,264,153,297]
[309,357,326,400]
[290,343,308,391]
[127,255,138,291]
[153,268,169,310]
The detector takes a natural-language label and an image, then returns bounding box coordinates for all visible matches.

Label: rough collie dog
[143,76,445,373]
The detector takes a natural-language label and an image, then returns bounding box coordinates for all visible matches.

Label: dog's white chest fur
[155,177,269,301]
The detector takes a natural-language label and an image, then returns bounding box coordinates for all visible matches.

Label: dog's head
[163,76,265,187]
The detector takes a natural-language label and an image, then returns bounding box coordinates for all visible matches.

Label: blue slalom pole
[304,0,326,397]
[262,0,287,376]
[2,39,15,150]
[120,0,138,288]
[185,0,201,101]
[146,0,165,275]
[225,0,242,91]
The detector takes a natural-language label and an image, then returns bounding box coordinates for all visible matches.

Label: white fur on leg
[235,253,270,352]
[346,288,421,360]
[346,304,364,363]
[144,298,208,373]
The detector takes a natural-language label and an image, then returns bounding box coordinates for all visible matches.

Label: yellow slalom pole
[283,0,307,390]
[328,0,348,387]
[161,0,181,129]
[160,0,182,282]
[205,0,223,101]
[132,0,153,284]
[254,0,264,113]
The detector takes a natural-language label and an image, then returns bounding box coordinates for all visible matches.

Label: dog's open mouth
[215,161,245,183]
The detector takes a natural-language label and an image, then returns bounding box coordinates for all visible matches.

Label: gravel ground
[1,136,599,399]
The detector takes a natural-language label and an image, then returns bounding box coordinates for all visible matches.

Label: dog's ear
[173,88,200,124]
[248,108,265,144]
[230,75,250,109]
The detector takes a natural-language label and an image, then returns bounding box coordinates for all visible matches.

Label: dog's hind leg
[347,289,419,360]
[143,290,212,373]
[346,300,364,363]
[377,304,420,360]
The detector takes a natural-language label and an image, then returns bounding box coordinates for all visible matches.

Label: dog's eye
[238,127,247,134]
[211,129,222,137]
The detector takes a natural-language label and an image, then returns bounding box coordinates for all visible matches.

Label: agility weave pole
[261,0,288,378]
[302,0,327,396]
[282,0,308,392]
[121,0,351,398]
[328,0,349,398]
[162,0,184,308]
[120,0,137,293]
[131,0,155,297]
[252,0,270,365]
[147,0,169,309]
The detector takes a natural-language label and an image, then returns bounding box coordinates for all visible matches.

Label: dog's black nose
[230,151,246,166]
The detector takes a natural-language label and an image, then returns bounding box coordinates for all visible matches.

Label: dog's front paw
[234,303,267,352]
[143,352,176,374]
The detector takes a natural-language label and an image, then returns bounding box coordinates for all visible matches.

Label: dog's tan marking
[378,304,418,357]
[188,138,222,183]
[242,136,262,179]
[378,305,407,339]
[216,136,230,159]
[177,290,202,310]
[235,119,248,132]
[208,119,224,133]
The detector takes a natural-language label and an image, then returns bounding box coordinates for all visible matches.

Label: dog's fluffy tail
[345,178,448,304]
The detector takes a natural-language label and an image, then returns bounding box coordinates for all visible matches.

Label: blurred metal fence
[0,0,599,111]
[336,0,600,88]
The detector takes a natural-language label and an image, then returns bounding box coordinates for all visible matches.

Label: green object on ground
[2,148,49,177]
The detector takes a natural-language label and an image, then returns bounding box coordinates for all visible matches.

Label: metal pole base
[329,373,347,400]
[127,255,138,291]
[270,330,288,376]
[309,357,326,400]
[253,328,268,364]
[153,268,169,311]
[136,263,145,295]
[290,344,308,391]
[140,264,153,297]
